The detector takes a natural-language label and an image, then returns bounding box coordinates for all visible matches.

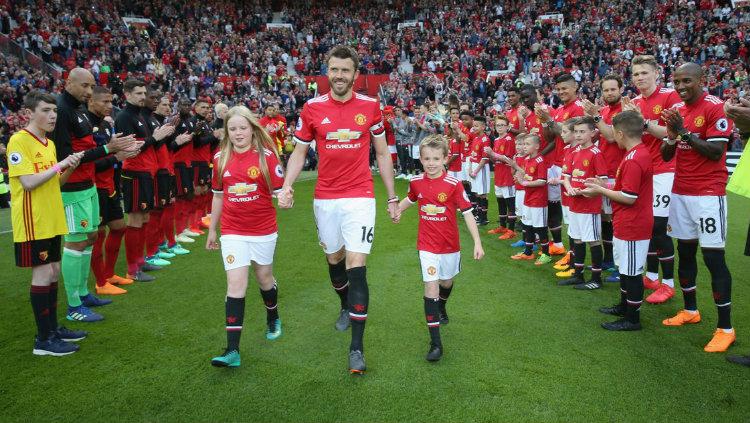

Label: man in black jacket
[52,68,137,322]
[115,78,175,282]
[87,85,140,296]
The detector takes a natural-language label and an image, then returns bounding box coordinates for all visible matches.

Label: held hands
[277,186,294,208]
[205,229,220,250]
[387,200,400,223]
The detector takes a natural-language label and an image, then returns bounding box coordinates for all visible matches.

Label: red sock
[146,210,163,257]
[104,227,125,279]
[125,226,143,275]
[203,194,211,215]
[161,205,176,246]
[91,228,107,287]
[191,197,202,228]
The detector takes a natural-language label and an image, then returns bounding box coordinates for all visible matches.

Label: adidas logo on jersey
[77,117,84,123]
[138,121,144,126]
[223,170,231,177]
[321,117,331,124]
[35,152,43,158]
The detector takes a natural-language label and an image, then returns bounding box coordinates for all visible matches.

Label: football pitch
[2,178,749,423]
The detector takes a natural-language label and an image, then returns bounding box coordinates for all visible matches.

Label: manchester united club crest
[39,251,49,261]
[355,113,367,126]
[653,105,663,115]
[427,266,437,276]
[529,166,536,173]
[563,112,570,119]
[583,159,589,167]
[247,166,260,179]
[226,255,235,264]
[694,116,705,128]
[437,192,448,203]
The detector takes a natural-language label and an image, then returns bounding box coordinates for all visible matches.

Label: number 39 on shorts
[360,226,374,243]
[653,194,670,208]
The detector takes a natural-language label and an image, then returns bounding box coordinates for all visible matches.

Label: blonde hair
[216,106,280,190]
[419,134,449,157]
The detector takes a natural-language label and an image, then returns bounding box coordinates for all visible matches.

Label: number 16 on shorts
[313,198,377,254]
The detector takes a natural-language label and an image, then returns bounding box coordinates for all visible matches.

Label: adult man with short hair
[279,45,399,374]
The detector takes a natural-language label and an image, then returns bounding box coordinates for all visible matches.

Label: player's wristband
[387,196,399,204]
[103,145,110,154]
[663,137,677,146]
[52,164,62,174]
[606,181,614,189]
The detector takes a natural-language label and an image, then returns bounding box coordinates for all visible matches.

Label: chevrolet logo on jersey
[572,169,586,178]
[326,129,362,142]
[228,183,258,196]
[421,204,447,216]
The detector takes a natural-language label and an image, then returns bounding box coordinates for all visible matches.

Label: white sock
[685,309,698,314]
[721,328,734,333]
[646,272,659,281]
[661,278,674,288]
[554,242,564,248]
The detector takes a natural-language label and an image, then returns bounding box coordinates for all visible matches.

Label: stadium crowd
[3,0,750,369]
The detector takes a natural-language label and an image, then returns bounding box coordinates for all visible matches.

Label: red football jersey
[613,143,653,240]
[632,86,681,174]
[672,93,733,196]
[293,93,385,199]
[506,106,521,138]
[551,100,585,167]
[447,137,462,172]
[259,115,287,154]
[211,148,284,236]
[560,144,577,207]
[406,173,473,254]
[469,133,490,163]
[493,134,515,187]
[460,123,474,159]
[523,154,548,207]
[563,144,608,213]
[514,155,527,191]
[599,102,625,178]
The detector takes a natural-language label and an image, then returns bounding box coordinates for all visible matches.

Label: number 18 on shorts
[668,194,727,248]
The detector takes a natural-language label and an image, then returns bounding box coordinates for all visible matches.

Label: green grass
[1,179,749,423]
